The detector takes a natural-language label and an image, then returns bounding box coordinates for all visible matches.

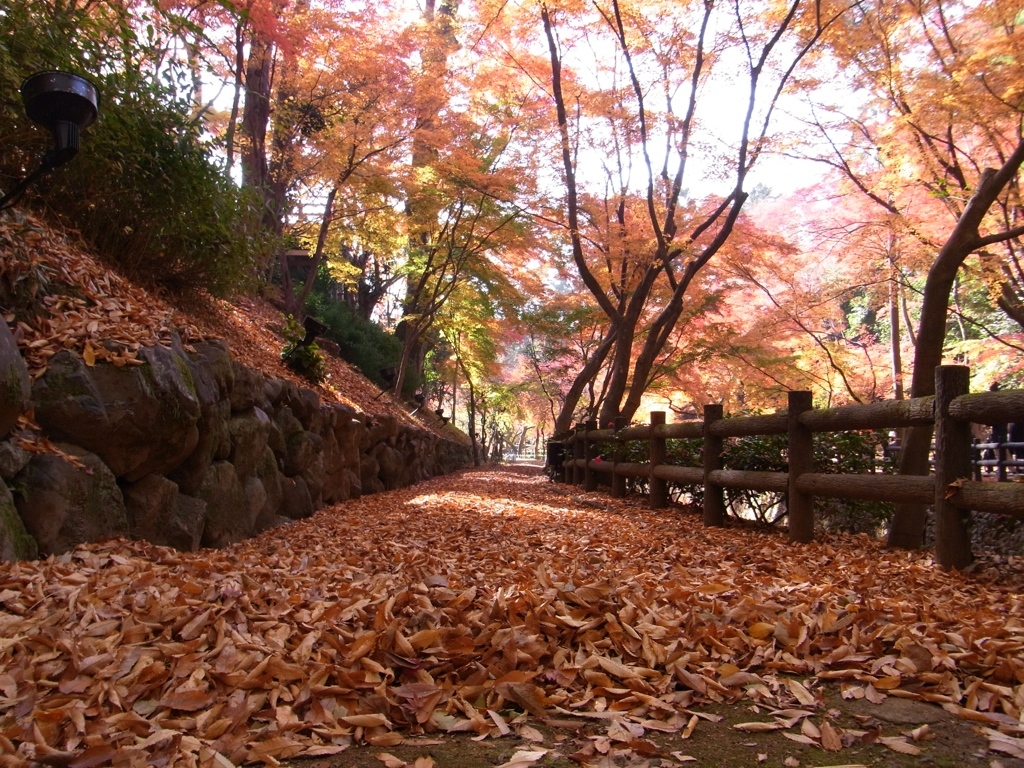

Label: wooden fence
[551,365,1024,569]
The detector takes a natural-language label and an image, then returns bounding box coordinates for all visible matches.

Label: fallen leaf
[787,679,816,707]
[879,736,922,755]
[783,733,818,745]
[158,688,216,712]
[494,749,549,768]
[734,722,785,732]
[341,714,392,728]
[820,721,842,751]
[517,724,545,742]
[488,709,511,736]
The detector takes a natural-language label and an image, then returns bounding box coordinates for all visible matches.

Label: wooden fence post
[611,416,627,498]
[584,419,598,492]
[703,404,725,527]
[650,411,667,509]
[561,434,572,484]
[788,391,814,543]
[934,365,973,569]
[573,423,585,486]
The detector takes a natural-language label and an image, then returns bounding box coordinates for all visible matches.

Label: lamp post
[409,392,425,415]
[1,71,99,211]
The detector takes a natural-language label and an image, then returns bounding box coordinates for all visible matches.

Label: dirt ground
[282,684,1022,768]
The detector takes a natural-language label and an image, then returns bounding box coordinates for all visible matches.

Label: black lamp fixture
[0,71,100,211]
[300,315,327,347]
[281,314,327,366]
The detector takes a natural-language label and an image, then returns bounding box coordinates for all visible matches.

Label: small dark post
[934,365,974,569]
[611,416,627,498]
[649,411,667,509]
[703,404,725,527]
[584,419,598,492]
[787,391,814,543]
[573,423,585,486]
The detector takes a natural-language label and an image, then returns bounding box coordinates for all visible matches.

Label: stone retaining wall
[0,324,470,560]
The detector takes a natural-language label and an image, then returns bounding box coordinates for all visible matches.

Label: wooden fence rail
[550,365,1024,569]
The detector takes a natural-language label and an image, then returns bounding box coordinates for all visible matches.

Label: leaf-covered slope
[0,210,456,438]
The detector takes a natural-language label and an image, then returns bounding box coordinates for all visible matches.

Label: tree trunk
[285,186,337,316]
[393,319,424,399]
[597,265,663,425]
[889,140,1024,549]
[240,31,274,195]
[396,0,457,393]
[264,7,306,236]
[224,20,246,176]
[616,194,747,423]
[461,358,481,467]
[553,328,617,434]
[889,251,904,400]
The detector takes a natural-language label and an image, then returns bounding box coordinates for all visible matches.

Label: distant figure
[988,383,1009,475]
[992,421,1008,449]
[1011,421,1024,465]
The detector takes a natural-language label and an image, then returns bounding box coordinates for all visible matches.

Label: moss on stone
[0,482,37,560]
[174,352,199,399]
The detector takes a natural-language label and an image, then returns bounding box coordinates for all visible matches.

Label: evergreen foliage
[305,291,404,390]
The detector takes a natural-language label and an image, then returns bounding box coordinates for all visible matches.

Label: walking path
[1,466,1022,767]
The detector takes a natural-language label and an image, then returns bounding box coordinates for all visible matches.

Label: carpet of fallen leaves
[1,466,1023,767]
[0,211,452,439]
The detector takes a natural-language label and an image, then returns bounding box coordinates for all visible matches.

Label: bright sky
[525,3,841,203]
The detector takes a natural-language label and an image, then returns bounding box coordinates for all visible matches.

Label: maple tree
[527,0,852,432]
[792,0,1024,548]
[279,8,413,317]
[716,188,918,408]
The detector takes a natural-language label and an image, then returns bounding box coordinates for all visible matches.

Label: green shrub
[0,2,275,297]
[306,292,402,388]
[813,430,893,535]
[720,428,890,533]
[45,72,273,296]
[722,432,788,523]
[281,316,328,384]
